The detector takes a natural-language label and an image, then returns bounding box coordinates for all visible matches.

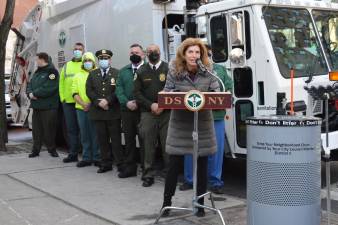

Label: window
[235,100,254,148]
[313,10,338,70]
[210,14,228,62]
[230,11,251,59]
[233,67,253,98]
[263,7,328,78]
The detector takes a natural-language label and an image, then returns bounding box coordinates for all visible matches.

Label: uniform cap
[95,49,113,58]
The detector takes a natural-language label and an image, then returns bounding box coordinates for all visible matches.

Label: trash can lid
[245,115,322,127]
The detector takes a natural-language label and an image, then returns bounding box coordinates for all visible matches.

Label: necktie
[103,70,107,79]
[133,68,137,75]
[153,65,156,71]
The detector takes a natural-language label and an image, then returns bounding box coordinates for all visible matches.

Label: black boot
[195,208,205,217]
[48,149,59,157]
[63,155,78,163]
[29,151,39,158]
[161,196,172,217]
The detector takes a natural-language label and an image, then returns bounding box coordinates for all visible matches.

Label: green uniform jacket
[133,61,169,112]
[86,67,121,120]
[116,64,136,111]
[212,63,233,121]
[27,64,59,110]
[59,59,82,103]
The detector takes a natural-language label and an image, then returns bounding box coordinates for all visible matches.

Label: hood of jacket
[82,52,97,69]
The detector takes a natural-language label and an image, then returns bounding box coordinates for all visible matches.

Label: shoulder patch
[49,74,56,80]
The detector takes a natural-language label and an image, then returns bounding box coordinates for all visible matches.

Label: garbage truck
[9,0,338,156]
[8,0,201,144]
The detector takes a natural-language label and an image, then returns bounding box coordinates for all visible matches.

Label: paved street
[2,127,338,225]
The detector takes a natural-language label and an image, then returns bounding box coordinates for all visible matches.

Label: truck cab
[196,0,338,157]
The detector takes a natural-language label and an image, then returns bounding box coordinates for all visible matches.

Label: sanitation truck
[8,0,201,144]
[194,0,338,157]
[9,0,338,156]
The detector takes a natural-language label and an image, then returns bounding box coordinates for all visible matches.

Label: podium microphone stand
[154,91,231,225]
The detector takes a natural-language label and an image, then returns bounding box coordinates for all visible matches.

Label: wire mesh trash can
[246,115,322,225]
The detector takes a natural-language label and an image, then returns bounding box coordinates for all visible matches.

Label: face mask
[83,61,93,70]
[99,59,109,69]
[130,54,142,64]
[73,50,83,59]
[148,52,160,63]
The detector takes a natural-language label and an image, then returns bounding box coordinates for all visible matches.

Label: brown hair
[36,52,49,63]
[75,42,85,49]
[130,43,143,50]
[174,38,210,74]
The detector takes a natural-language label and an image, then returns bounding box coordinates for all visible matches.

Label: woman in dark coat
[161,38,219,217]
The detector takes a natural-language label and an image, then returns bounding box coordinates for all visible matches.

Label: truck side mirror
[229,48,245,65]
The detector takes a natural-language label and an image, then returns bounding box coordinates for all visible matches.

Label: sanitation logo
[58,31,66,48]
[184,90,205,112]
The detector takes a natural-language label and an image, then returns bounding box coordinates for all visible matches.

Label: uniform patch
[134,73,137,81]
[49,74,56,80]
[111,78,116,85]
[159,73,166,82]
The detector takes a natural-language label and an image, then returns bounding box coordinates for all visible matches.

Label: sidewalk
[0,151,245,225]
[2,132,338,225]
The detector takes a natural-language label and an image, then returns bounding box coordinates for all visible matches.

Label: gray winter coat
[163,62,220,156]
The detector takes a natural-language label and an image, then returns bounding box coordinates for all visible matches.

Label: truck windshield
[312,10,338,71]
[263,7,328,78]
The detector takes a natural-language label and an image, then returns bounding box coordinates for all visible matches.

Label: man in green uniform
[27,52,59,158]
[134,44,170,187]
[116,43,145,178]
[59,42,84,163]
[86,49,123,173]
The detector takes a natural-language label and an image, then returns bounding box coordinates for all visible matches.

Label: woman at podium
[161,38,219,217]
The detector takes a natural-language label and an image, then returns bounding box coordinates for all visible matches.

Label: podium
[154,90,232,225]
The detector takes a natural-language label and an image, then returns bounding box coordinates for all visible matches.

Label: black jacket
[86,67,121,120]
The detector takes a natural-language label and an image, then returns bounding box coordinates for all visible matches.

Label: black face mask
[130,54,142,64]
[148,52,160,63]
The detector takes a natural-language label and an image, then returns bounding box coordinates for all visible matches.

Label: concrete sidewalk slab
[0,175,46,201]
[3,153,244,225]
[0,192,115,225]
[0,152,70,175]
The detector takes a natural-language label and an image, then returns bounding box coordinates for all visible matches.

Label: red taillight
[336,100,338,111]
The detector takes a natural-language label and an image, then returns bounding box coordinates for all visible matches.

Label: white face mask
[83,61,93,70]
[73,50,83,59]
[99,59,109,69]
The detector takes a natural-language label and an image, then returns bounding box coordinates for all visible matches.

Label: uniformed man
[86,49,124,173]
[59,42,84,163]
[134,44,170,187]
[116,43,145,178]
[27,52,59,158]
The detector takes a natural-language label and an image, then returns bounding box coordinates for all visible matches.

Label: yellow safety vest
[59,60,82,103]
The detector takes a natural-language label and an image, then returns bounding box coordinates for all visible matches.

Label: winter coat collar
[168,60,213,80]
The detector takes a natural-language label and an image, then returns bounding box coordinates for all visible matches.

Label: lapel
[97,68,111,81]
[105,67,111,81]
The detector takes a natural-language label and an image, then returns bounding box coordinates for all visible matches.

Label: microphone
[196,59,207,73]
[195,58,226,92]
